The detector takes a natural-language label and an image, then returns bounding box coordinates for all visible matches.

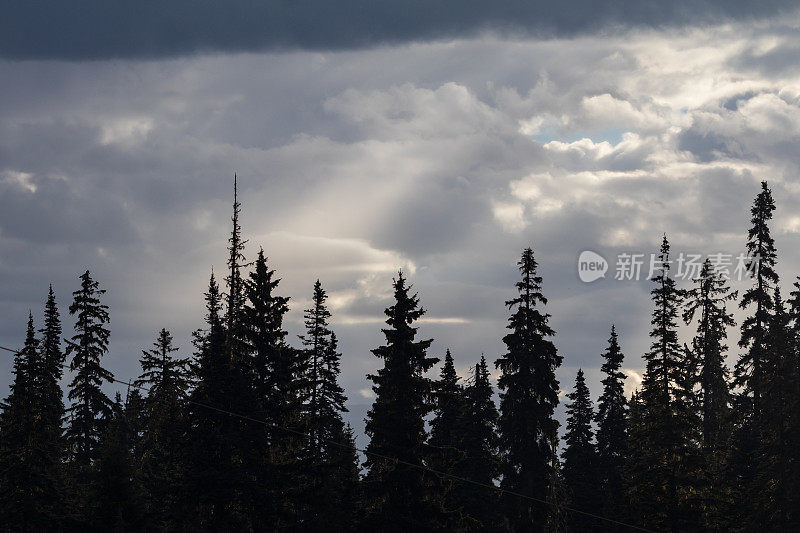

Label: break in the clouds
[4,11,800,435]
[2,0,799,59]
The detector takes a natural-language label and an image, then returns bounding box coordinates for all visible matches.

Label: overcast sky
[3,2,800,439]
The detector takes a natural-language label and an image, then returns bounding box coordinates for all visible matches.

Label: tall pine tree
[363,271,441,529]
[495,247,562,532]
[459,355,500,529]
[135,328,190,529]
[683,259,736,529]
[65,271,113,470]
[627,235,700,531]
[594,326,628,529]
[731,181,779,528]
[561,369,600,531]
[0,314,40,529]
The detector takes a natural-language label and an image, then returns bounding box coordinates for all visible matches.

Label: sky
[3,1,800,440]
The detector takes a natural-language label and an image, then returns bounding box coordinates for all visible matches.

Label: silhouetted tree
[458,355,500,529]
[297,281,356,529]
[135,328,190,529]
[562,369,600,531]
[627,236,700,531]
[363,271,442,529]
[243,248,300,528]
[429,349,469,527]
[731,181,779,528]
[594,326,628,529]
[683,259,736,529]
[0,314,41,529]
[495,247,562,532]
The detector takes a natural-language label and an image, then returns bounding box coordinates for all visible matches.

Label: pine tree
[135,328,190,528]
[731,181,779,528]
[0,314,39,529]
[458,355,500,529]
[752,288,795,529]
[683,259,736,529]
[562,369,600,531]
[296,280,355,529]
[184,271,245,529]
[736,181,778,424]
[38,285,66,474]
[627,235,700,531]
[363,271,442,529]
[495,247,562,532]
[65,271,113,470]
[594,326,628,528]
[784,278,800,528]
[428,349,468,526]
[242,248,300,528]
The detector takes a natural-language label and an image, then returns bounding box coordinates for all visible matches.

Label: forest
[0,179,797,532]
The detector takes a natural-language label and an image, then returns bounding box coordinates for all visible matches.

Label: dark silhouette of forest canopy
[2,179,800,532]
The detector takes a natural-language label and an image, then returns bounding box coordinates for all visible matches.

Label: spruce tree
[0,314,39,529]
[65,271,113,470]
[561,369,600,531]
[242,248,299,528]
[428,349,468,527]
[594,326,628,528]
[459,355,500,529]
[296,280,355,529]
[627,235,700,531]
[363,271,441,529]
[784,278,800,528]
[753,288,795,529]
[736,181,778,424]
[731,181,778,527]
[135,328,190,528]
[184,272,244,529]
[38,285,66,477]
[683,259,736,529]
[495,247,562,531]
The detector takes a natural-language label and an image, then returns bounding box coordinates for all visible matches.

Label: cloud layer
[2,1,798,59]
[4,14,800,435]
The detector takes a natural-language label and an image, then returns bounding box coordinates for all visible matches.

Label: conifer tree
[627,236,700,531]
[242,248,300,528]
[38,285,66,453]
[459,355,500,529]
[363,271,441,529]
[784,278,800,528]
[0,314,39,529]
[296,281,355,529]
[428,349,468,526]
[736,181,778,424]
[135,328,190,528]
[495,247,562,532]
[594,326,628,527]
[683,259,736,528]
[184,272,245,529]
[65,271,113,470]
[752,288,795,529]
[561,369,600,531]
[731,181,779,527]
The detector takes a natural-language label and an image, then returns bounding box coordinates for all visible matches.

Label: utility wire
[0,343,653,532]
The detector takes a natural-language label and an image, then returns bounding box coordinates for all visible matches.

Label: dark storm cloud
[1,0,796,60]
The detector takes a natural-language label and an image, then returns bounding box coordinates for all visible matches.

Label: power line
[0,343,653,532]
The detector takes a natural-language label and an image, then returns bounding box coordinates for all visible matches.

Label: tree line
[1,179,798,532]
